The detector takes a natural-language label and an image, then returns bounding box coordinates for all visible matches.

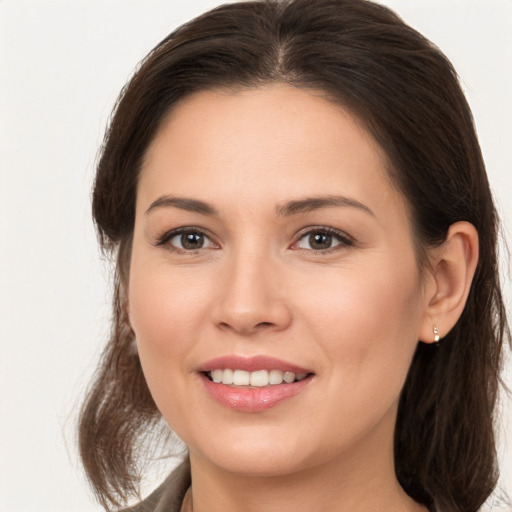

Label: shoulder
[121,459,191,512]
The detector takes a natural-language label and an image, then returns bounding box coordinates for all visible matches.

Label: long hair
[79,1,510,510]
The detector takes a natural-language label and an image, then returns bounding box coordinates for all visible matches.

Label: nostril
[256,322,274,328]
[212,300,292,335]
[218,320,275,332]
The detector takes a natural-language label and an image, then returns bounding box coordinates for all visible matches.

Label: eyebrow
[145,194,374,218]
[145,196,219,216]
[277,195,375,217]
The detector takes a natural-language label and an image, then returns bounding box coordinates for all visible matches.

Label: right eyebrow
[145,195,219,217]
[276,195,375,218]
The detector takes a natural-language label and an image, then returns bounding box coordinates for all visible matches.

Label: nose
[210,251,292,336]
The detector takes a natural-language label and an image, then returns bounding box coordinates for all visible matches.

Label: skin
[128,85,478,512]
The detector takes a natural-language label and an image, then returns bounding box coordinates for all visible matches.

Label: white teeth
[268,369,283,385]
[221,368,234,385]
[208,369,309,387]
[250,370,269,387]
[212,369,223,383]
[283,372,295,383]
[233,370,250,386]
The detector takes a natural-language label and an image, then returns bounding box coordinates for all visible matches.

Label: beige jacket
[122,459,190,512]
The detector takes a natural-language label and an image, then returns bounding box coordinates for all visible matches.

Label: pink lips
[197,355,311,374]
[197,355,314,412]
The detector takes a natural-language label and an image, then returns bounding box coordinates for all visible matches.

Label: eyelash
[292,226,354,253]
[154,226,354,254]
[155,227,216,254]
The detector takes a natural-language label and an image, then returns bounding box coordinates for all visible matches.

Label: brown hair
[79,1,510,510]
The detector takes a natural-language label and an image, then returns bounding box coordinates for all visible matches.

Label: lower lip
[201,374,312,412]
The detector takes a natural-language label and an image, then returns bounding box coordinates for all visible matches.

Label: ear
[419,221,479,344]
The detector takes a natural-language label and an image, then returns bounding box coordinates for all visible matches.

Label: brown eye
[164,230,216,252]
[180,232,205,250]
[295,228,353,252]
[308,232,333,250]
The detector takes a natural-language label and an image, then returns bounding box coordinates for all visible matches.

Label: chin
[206,451,307,478]
[187,430,313,477]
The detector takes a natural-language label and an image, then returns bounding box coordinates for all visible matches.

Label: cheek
[127,258,214,412]
[287,259,424,453]
[300,256,424,397]
[303,253,422,329]
[129,263,211,350]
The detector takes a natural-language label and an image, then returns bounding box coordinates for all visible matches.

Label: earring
[433,325,440,343]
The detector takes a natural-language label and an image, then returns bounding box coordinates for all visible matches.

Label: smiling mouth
[205,369,312,387]
[200,362,315,411]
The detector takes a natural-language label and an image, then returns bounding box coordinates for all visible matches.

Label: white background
[0,1,510,511]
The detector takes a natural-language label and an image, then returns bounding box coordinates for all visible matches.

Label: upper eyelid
[155,226,216,247]
[294,225,354,242]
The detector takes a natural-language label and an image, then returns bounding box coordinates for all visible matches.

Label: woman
[78,0,511,511]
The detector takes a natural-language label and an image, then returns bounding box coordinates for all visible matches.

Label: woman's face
[129,85,432,477]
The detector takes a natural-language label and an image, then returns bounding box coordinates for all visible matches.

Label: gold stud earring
[433,325,440,343]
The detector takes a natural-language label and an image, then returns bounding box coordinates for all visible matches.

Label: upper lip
[196,355,313,374]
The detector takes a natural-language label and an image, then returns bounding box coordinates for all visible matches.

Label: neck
[187,424,428,512]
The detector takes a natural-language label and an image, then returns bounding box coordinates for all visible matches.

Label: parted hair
[79,1,510,511]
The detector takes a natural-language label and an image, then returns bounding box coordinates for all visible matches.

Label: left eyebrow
[145,195,219,216]
[276,195,375,218]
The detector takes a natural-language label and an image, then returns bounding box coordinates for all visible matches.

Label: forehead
[138,84,404,219]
